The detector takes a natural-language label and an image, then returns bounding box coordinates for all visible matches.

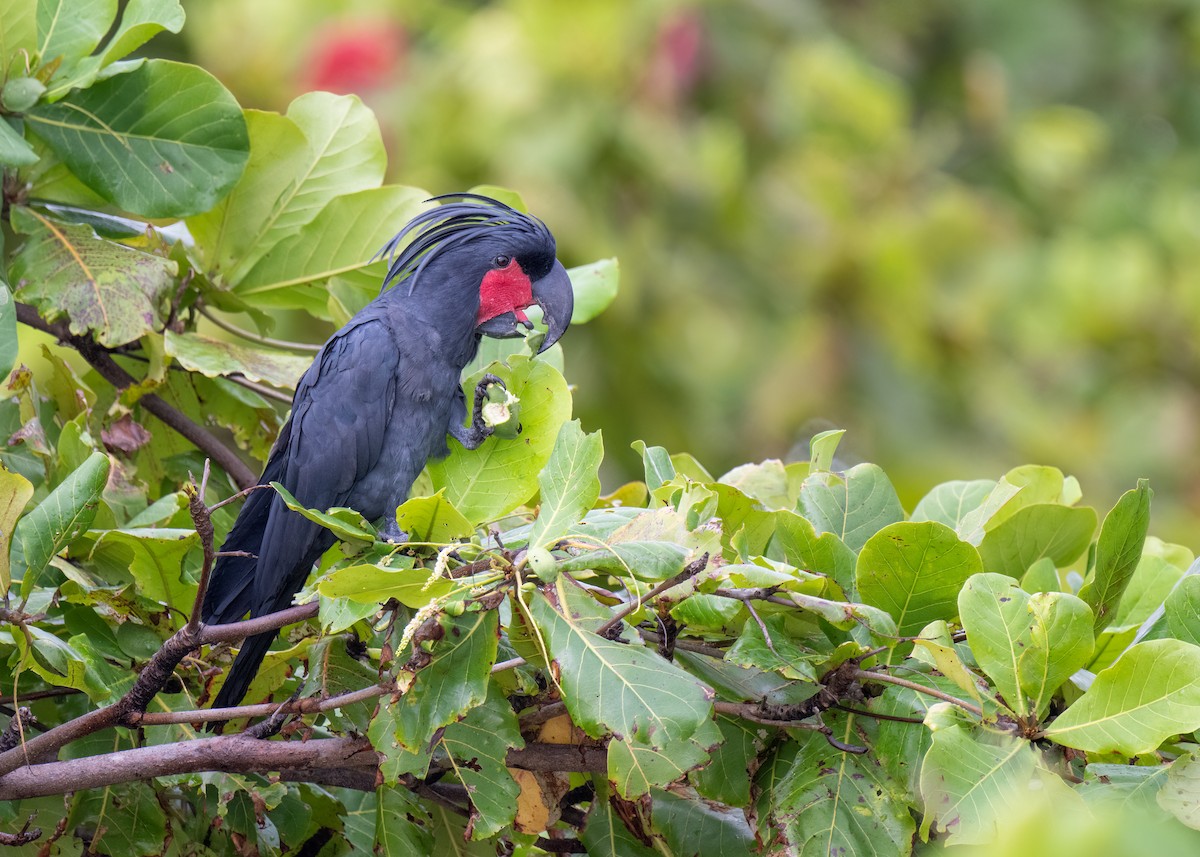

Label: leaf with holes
[530,578,715,797]
[755,714,915,856]
[164,329,310,389]
[9,207,178,347]
[439,685,524,839]
[800,463,906,552]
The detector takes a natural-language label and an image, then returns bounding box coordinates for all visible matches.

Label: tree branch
[595,553,709,638]
[15,302,258,490]
[0,740,606,801]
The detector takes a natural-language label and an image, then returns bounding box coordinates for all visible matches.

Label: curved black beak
[476,259,574,353]
[530,260,573,353]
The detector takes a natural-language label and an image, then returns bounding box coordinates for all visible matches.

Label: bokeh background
[168,0,1200,539]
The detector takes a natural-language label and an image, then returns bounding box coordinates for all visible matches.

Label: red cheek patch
[477,259,534,325]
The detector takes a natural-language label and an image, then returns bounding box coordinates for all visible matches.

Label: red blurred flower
[302,19,406,94]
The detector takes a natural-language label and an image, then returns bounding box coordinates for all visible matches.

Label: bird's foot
[451,374,505,450]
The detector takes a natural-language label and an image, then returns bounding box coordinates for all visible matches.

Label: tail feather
[202,483,273,624]
[208,630,277,722]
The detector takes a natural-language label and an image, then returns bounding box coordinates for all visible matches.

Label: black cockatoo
[202,194,573,711]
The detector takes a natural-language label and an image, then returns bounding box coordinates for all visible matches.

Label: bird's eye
[492,254,511,268]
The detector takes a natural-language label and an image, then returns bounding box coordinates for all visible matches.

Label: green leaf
[650,788,756,856]
[15,450,109,597]
[958,573,1094,719]
[690,716,759,807]
[10,206,178,347]
[807,428,845,473]
[856,520,983,637]
[1159,749,1200,831]
[527,420,603,549]
[580,779,660,857]
[566,257,619,324]
[769,510,858,597]
[1166,576,1200,646]
[2,75,45,111]
[26,59,249,218]
[0,115,37,166]
[80,528,199,617]
[197,93,387,285]
[0,0,36,70]
[317,562,454,608]
[235,185,426,299]
[37,0,117,69]
[755,715,915,856]
[631,440,676,492]
[1079,480,1152,634]
[726,612,820,681]
[556,540,690,581]
[530,579,715,797]
[1043,639,1200,755]
[911,479,994,528]
[978,503,1098,578]
[74,782,166,857]
[428,357,571,525]
[394,491,474,544]
[720,459,793,509]
[375,787,433,855]
[392,608,498,752]
[163,329,310,389]
[269,481,375,545]
[800,462,906,552]
[918,721,1041,845]
[0,464,34,592]
[94,0,185,69]
[439,684,523,839]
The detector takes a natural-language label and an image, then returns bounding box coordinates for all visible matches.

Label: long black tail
[209,629,278,713]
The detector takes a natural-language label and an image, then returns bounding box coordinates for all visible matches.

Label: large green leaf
[1159,749,1200,831]
[856,520,983,637]
[755,715,915,857]
[689,716,759,807]
[1166,575,1200,646]
[439,684,523,839]
[0,116,38,167]
[375,788,433,855]
[566,257,620,324]
[800,462,906,552]
[580,780,659,857]
[428,357,571,525]
[37,0,116,70]
[768,509,858,596]
[269,482,375,545]
[911,479,994,529]
[529,579,715,797]
[73,782,165,857]
[394,491,474,544]
[164,329,310,389]
[0,464,34,592]
[1043,639,1200,755]
[78,528,199,617]
[191,93,388,284]
[526,420,603,550]
[1079,480,1152,634]
[958,573,1093,719]
[391,608,499,753]
[14,450,109,597]
[0,0,36,68]
[0,285,18,380]
[10,206,178,347]
[26,59,249,218]
[650,788,756,857]
[978,503,1098,578]
[235,185,426,299]
[317,562,453,609]
[918,720,1041,845]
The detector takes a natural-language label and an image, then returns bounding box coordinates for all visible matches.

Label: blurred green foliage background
[173,0,1200,539]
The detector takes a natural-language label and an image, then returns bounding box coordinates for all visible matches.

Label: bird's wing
[250,317,403,611]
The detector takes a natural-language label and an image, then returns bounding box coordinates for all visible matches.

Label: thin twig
[595,553,709,638]
[712,700,824,730]
[198,307,323,353]
[131,682,392,728]
[15,303,257,489]
[185,461,215,635]
[853,668,984,717]
[228,374,295,404]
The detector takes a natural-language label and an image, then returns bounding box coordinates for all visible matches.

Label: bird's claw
[471,374,505,438]
[377,518,408,544]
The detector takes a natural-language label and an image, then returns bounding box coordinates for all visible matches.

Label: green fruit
[526,546,559,582]
[1,77,45,113]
